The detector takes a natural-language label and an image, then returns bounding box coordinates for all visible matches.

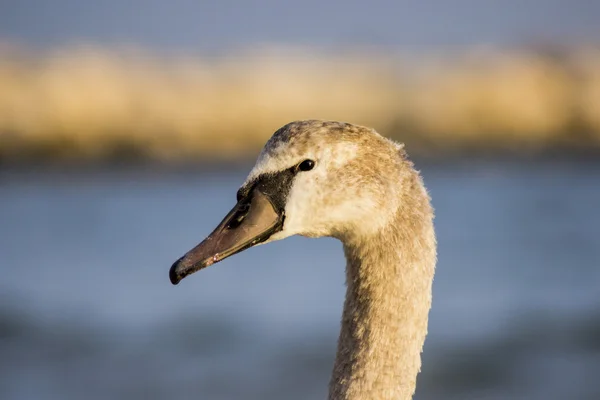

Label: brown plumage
[169,120,437,399]
[329,152,436,399]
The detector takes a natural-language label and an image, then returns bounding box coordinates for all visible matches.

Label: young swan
[170,120,437,400]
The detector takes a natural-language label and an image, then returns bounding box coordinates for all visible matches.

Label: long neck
[328,173,436,400]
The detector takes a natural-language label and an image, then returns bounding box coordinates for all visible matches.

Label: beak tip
[169,258,184,285]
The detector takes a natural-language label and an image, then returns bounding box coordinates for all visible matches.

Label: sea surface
[2,1,599,51]
[1,159,599,400]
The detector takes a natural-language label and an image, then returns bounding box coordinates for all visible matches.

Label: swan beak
[169,190,284,285]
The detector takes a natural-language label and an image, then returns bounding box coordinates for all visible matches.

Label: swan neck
[328,187,435,400]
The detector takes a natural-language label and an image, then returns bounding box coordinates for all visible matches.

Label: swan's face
[170,120,402,284]
[246,121,402,241]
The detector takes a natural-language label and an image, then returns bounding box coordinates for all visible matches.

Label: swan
[169,120,437,399]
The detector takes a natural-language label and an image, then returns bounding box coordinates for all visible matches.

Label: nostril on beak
[227,203,250,229]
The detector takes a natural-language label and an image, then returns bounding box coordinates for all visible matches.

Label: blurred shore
[1,43,600,164]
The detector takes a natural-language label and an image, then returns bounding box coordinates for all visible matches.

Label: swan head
[170,120,405,284]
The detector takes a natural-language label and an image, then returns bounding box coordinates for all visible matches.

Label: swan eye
[298,159,315,172]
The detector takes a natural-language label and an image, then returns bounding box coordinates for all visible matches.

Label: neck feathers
[329,165,436,400]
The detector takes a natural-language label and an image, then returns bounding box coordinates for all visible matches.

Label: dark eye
[298,159,315,172]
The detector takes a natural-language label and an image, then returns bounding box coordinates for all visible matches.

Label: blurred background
[1,1,599,399]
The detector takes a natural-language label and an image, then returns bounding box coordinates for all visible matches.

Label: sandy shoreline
[1,44,599,163]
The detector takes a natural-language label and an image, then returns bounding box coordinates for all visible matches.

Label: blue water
[1,1,599,51]
[1,160,599,400]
